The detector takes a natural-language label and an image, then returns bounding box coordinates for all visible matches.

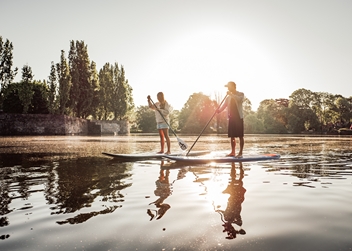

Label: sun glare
[140,27,286,111]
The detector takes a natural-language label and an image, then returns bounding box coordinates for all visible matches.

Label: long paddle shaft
[149,98,188,151]
[186,94,228,156]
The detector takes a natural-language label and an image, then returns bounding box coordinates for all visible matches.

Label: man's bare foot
[226,153,235,157]
[157,151,164,154]
[165,151,171,155]
[236,153,243,158]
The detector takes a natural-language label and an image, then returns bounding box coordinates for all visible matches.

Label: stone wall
[92,120,130,135]
[0,113,88,135]
[0,113,129,136]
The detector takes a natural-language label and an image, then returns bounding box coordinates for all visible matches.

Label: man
[217,81,244,157]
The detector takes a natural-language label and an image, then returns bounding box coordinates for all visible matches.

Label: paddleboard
[102,150,211,161]
[163,153,280,163]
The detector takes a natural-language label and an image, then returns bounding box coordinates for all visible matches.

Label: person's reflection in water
[217,162,246,239]
[147,161,172,220]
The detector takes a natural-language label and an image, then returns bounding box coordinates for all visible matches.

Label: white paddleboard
[163,153,280,163]
[102,150,210,161]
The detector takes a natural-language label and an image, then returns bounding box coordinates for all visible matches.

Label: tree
[257,99,287,133]
[243,97,252,115]
[179,92,217,133]
[135,105,156,132]
[88,61,100,119]
[56,50,71,115]
[244,114,264,133]
[68,40,95,118]
[0,36,18,94]
[2,82,23,113]
[112,64,134,120]
[310,92,334,132]
[47,62,58,114]
[97,63,114,120]
[97,63,134,121]
[2,80,49,114]
[335,96,351,125]
[289,88,315,109]
[28,81,49,114]
[19,65,34,114]
[288,89,319,132]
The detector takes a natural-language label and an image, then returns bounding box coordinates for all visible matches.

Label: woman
[147,92,172,154]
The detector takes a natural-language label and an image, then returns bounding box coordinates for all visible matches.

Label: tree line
[135,90,352,134]
[1,36,351,134]
[0,37,133,120]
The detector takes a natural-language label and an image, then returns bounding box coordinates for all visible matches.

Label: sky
[1,0,352,111]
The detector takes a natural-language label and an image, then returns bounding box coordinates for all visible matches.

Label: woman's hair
[157,92,166,109]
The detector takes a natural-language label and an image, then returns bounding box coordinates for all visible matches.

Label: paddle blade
[177,138,188,150]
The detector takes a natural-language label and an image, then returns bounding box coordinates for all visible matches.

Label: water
[0,134,351,251]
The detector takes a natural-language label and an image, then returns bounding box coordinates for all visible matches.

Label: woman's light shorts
[157,122,169,129]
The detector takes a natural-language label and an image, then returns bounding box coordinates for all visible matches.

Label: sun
[135,27,287,111]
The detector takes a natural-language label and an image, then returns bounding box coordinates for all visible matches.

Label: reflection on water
[0,135,351,250]
[51,158,133,225]
[147,161,172,220]
[216,163,246,239]
[0,154,133,240]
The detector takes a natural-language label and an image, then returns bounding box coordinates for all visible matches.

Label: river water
[0,134,351,251]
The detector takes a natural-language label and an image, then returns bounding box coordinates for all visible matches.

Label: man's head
[225,81,236,93]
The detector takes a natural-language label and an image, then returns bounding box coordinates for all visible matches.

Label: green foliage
[135,105,156,132]
[286,111,304,133]
[96,63,134,121]
[2,83,23,113]
[0,36,18,92]
[179,92,217,134]
[257,99,288,133]
[47,62,58,114]
[335,96,351,123]
[19,65,34,114]
[68,40,96,118]
[56,50,71,115]
[169,109,180,132]
[243,97,252,116]
[311,92,335,126]
[2,81,49,114]
[289,88,315,109]
[112,64,134,120]
[89,61,100,118]
[29,81,49,114]
[96,63,114,120]
[244,114,264,133]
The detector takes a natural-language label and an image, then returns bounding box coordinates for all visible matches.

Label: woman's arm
[160,102,172,116]
[147,95,156,110]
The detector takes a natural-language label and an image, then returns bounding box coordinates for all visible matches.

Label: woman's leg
[158,129,165,153]
[163,128,171,154]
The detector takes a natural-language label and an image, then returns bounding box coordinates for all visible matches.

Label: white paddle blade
[177,139,188,150]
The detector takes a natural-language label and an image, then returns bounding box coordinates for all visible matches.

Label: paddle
[149,98,188,151]
[186,94,228,156]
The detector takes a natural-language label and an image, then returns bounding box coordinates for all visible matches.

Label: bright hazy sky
[2,0,352,111]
